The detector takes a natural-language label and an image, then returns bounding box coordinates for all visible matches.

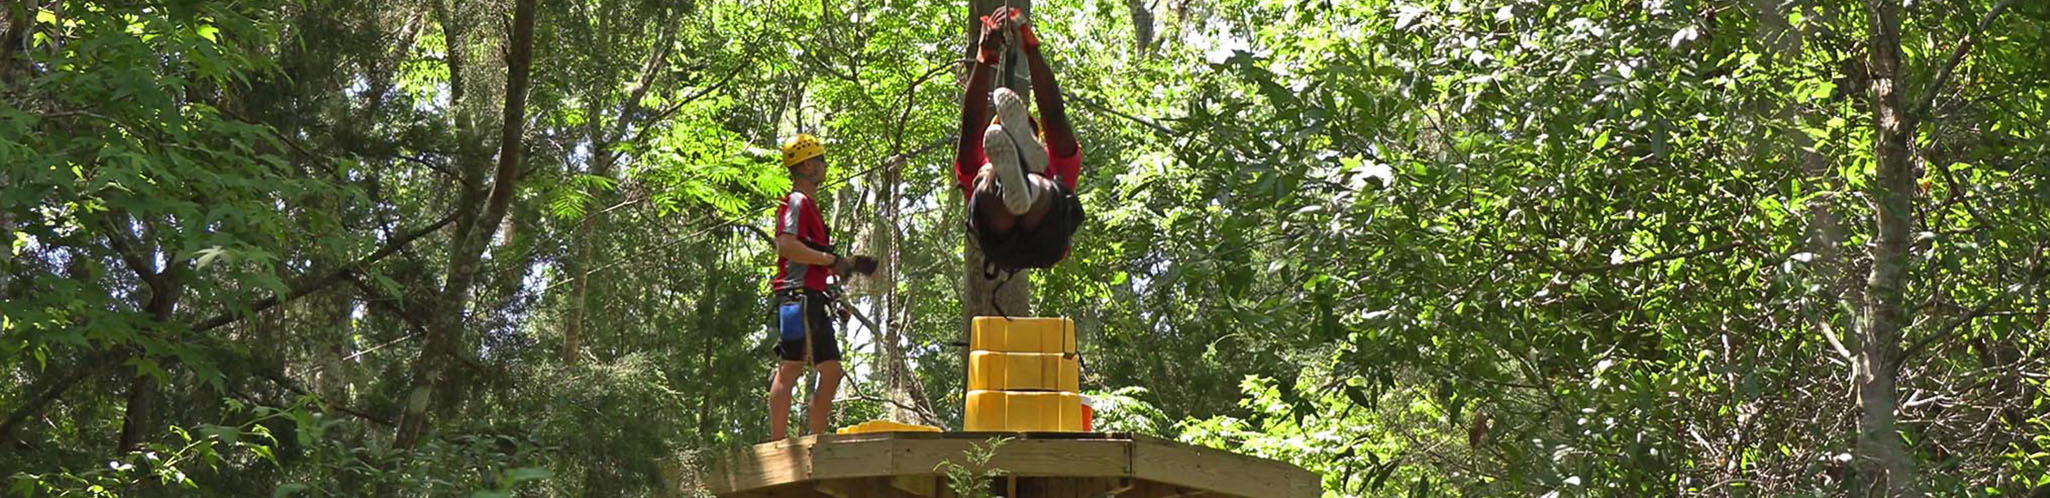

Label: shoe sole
[993,88,1048,173]
[984,124,1036,215]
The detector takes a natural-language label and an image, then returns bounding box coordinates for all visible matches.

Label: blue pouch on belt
[777,302,806,342]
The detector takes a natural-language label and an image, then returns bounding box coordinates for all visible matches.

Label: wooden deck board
[707,432,1317,498]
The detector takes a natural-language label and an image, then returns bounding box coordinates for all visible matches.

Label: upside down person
[954,7,1085,275]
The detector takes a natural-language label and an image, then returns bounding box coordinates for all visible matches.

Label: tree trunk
[396,0,539,449]
[116,373,153,452]
[962,0,1034,373]
[959,0,1038,416]
[0,171,10,287]
[0,1,29,82]
[565,102,615,366]
[119,275,182,452]
[874,151,934,424]
[697,338,716,437]
[1853,0,1918,496]
[1127,0,1154,58]
[318,292,354,399]
[565,8,674,364]
[696,253,720,437]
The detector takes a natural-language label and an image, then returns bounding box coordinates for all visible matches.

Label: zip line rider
[955,7,1085,276]
[767,133,876,441]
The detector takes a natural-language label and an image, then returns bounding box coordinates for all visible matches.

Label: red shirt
[771,191,833,291]
[953,142,1082,199]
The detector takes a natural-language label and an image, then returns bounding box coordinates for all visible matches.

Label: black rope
[989,269,1016,319]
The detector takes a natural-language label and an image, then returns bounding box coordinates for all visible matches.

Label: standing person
[766,133,874,441]
[953,7,1086,275]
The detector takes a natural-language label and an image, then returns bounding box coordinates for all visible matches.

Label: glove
[830,254,879,276]
[1000,7,1039,49]
[976,14,1006,64]
[850,255,880,275]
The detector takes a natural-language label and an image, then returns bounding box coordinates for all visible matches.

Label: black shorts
[770,289,841,364]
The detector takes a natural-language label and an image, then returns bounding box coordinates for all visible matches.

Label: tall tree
[1853,0,1916,493]
[395,0,541,448]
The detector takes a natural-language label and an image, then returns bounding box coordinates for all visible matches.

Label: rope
[1062,316,1077,361]
[989,269,1016,319]
[800,291,817,435]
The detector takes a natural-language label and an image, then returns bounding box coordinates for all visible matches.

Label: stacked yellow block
[963,317,1084,432]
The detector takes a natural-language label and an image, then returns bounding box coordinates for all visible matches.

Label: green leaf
[129,357,170,384]
[194,246,230,269]
[273,483,309,498]
[251,444,277,464]
[1591,130,1611,151]
[1343,384,1374,408]
[506,467,553,483]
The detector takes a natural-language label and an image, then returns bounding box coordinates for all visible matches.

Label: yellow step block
[837,419,942,435]
[963,390,1083,432]
[969,317,1077,354]
[963,389,1005,431]
[968,351,1080,391]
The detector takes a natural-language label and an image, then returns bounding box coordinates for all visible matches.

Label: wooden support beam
[756,482,832,498]
[1015,476,1134,498]
[1130,437,1316,498]
[1123,480,1209,498]
[816,477,928,498]
[890,475,942,497]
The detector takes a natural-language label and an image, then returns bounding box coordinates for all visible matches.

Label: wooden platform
[707,432,1320,498]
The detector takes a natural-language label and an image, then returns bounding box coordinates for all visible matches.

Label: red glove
[1005,8,1039,49]
[976,14,1006,64]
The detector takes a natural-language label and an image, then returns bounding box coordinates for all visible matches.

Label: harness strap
[801,291,815,366]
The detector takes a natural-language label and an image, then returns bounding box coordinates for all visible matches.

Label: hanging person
[952,6,1086,276]
[766,133,876,441]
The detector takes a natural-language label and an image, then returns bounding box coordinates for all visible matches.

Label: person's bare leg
[975,168,1061,232]
[767,360,805,441]
[1014,175,1059,230]
[809,360,845,436]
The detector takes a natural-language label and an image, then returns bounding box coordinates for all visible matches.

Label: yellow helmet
[781,133,825,168]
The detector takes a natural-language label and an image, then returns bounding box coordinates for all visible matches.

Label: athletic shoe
[983,124,1036,215]
[992,88,1048,174]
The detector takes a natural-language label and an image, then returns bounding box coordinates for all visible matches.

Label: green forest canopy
[2,0,2047,496]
